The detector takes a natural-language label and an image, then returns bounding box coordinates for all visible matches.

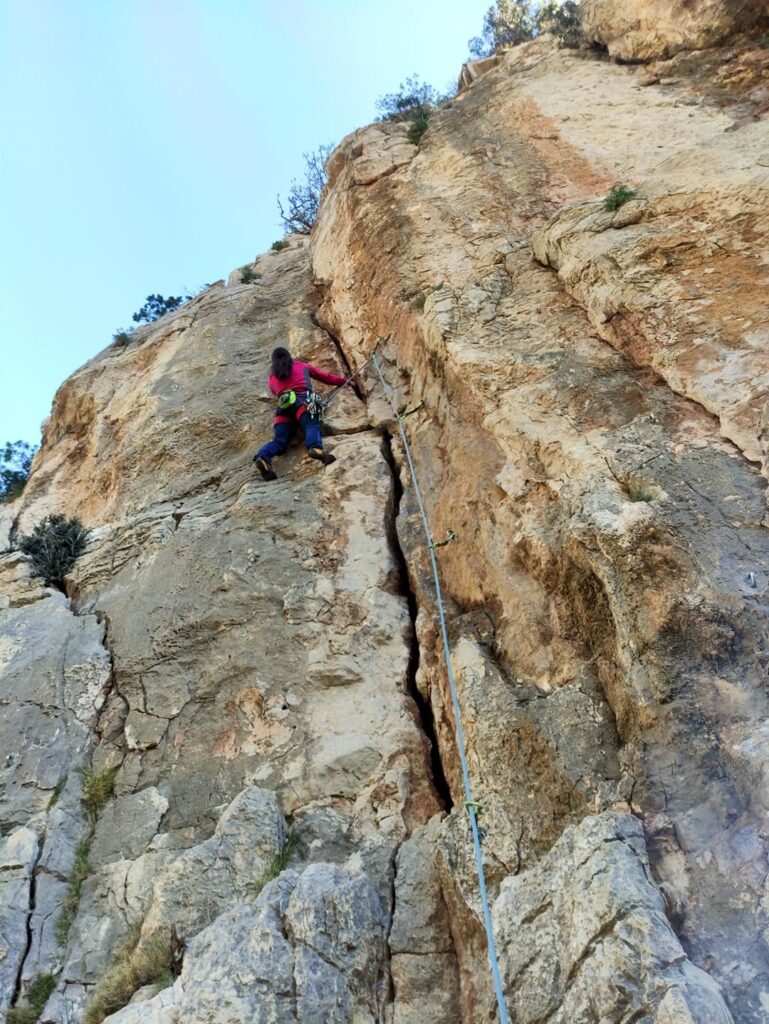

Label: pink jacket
[269,361,346,397]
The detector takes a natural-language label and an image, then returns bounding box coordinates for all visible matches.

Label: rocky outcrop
[3,4,769,1023]
[581,0,769,61]
[313,16,769,1023]
[1,241,445,1022]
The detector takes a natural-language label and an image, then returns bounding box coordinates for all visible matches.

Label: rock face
[2,3,769,1023]
[581,0,769,61]
[312,9,769,1022]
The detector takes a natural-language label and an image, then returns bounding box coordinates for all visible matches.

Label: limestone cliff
[2,3,769,1023]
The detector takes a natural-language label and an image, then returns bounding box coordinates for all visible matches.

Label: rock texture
[313,11,769,1022]
[3,3,769,1023]
[2,241,443,1022]
[581,0,769,61]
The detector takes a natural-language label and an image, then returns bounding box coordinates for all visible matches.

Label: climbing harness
[372,352,511,1024]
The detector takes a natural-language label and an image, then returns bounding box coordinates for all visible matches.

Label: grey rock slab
[0,594,110,828]
[105,859,393,1024]
[493,811,734,1024]
[0,827,40,1010]
[90,788,168,865]
[389,817,459,1024]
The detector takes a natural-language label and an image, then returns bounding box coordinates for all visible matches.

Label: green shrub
[541,0,583,47]
[407,107,431,145]
[56,837,92,947]
[469,0,583,57]
[6,971,58,1023]
[239,266,260,284]
[271,239,288,252]
[17,514,89,588]
[1,440,37,503]
[250,831,298,897]
[376,76,445,146]
[603,185,637,211]
[132,294,187,325]
[84,927,175,1024]
[112,328,135,346]
[469,0,535,56]
[277,143,334,235]
[79,766,118,824]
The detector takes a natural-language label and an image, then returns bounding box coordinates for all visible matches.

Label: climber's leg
[254,420,294,478]
[300,412,336,465]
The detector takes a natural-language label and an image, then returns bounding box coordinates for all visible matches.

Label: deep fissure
[11,831,43,1009]
[380,430,453,812]
[316,310,454,810]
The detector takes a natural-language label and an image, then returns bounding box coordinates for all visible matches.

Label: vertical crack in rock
[11,830,43,1010]
[381,422,453,813]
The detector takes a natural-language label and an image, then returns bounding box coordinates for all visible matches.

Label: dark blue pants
[257,412,322,463]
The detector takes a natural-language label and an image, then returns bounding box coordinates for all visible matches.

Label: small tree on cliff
[277,144,334,235]
[132,294,187,325]
[0,440,37,502]
[375,76,445,144]
[469,0,583,57]
[469,0,535,57]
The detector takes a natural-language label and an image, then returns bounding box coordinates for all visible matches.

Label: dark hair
[271,347,293,380]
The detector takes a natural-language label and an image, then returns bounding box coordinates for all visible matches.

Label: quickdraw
[304,392,326,421]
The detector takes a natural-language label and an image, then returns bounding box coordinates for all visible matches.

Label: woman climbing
[253,347,348,481]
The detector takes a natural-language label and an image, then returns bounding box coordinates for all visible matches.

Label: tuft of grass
[78,766,118,824]
[7,972,58,1023]
[626,483,657,503]
[48,774,67,809]
[271,239,288,252]
[239,266,260,284]
[603,185,637,212]
[83,927,175,1024]
[112,328,135,346]
[56,837,92,947]
[249,831,298,897]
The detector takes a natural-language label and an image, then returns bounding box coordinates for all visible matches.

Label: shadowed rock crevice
[379,429,453,813]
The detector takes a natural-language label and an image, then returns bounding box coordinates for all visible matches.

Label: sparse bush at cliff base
[249,831,298,897]
[79,765,119,824]
[56,836,92,947]
[7,972,58,1024]
[84,927,175,1024]
[17,514,89,588]
[0,440,37,502]
[604,185,637,211]
[278,143,334,235]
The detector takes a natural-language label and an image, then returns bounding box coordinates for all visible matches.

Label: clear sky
[0,0,491,448]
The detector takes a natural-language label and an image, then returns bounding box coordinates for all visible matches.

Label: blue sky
[0,0,491,447]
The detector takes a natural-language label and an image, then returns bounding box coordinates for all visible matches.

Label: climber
[253,347,348,481]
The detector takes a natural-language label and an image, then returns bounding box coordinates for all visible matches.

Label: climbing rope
[371,352,510,1024]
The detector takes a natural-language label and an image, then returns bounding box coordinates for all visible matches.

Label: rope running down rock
[372,351,510,1024]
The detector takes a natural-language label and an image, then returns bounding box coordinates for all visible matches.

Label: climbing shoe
[254,456,277,481]
[308,447,336,466]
